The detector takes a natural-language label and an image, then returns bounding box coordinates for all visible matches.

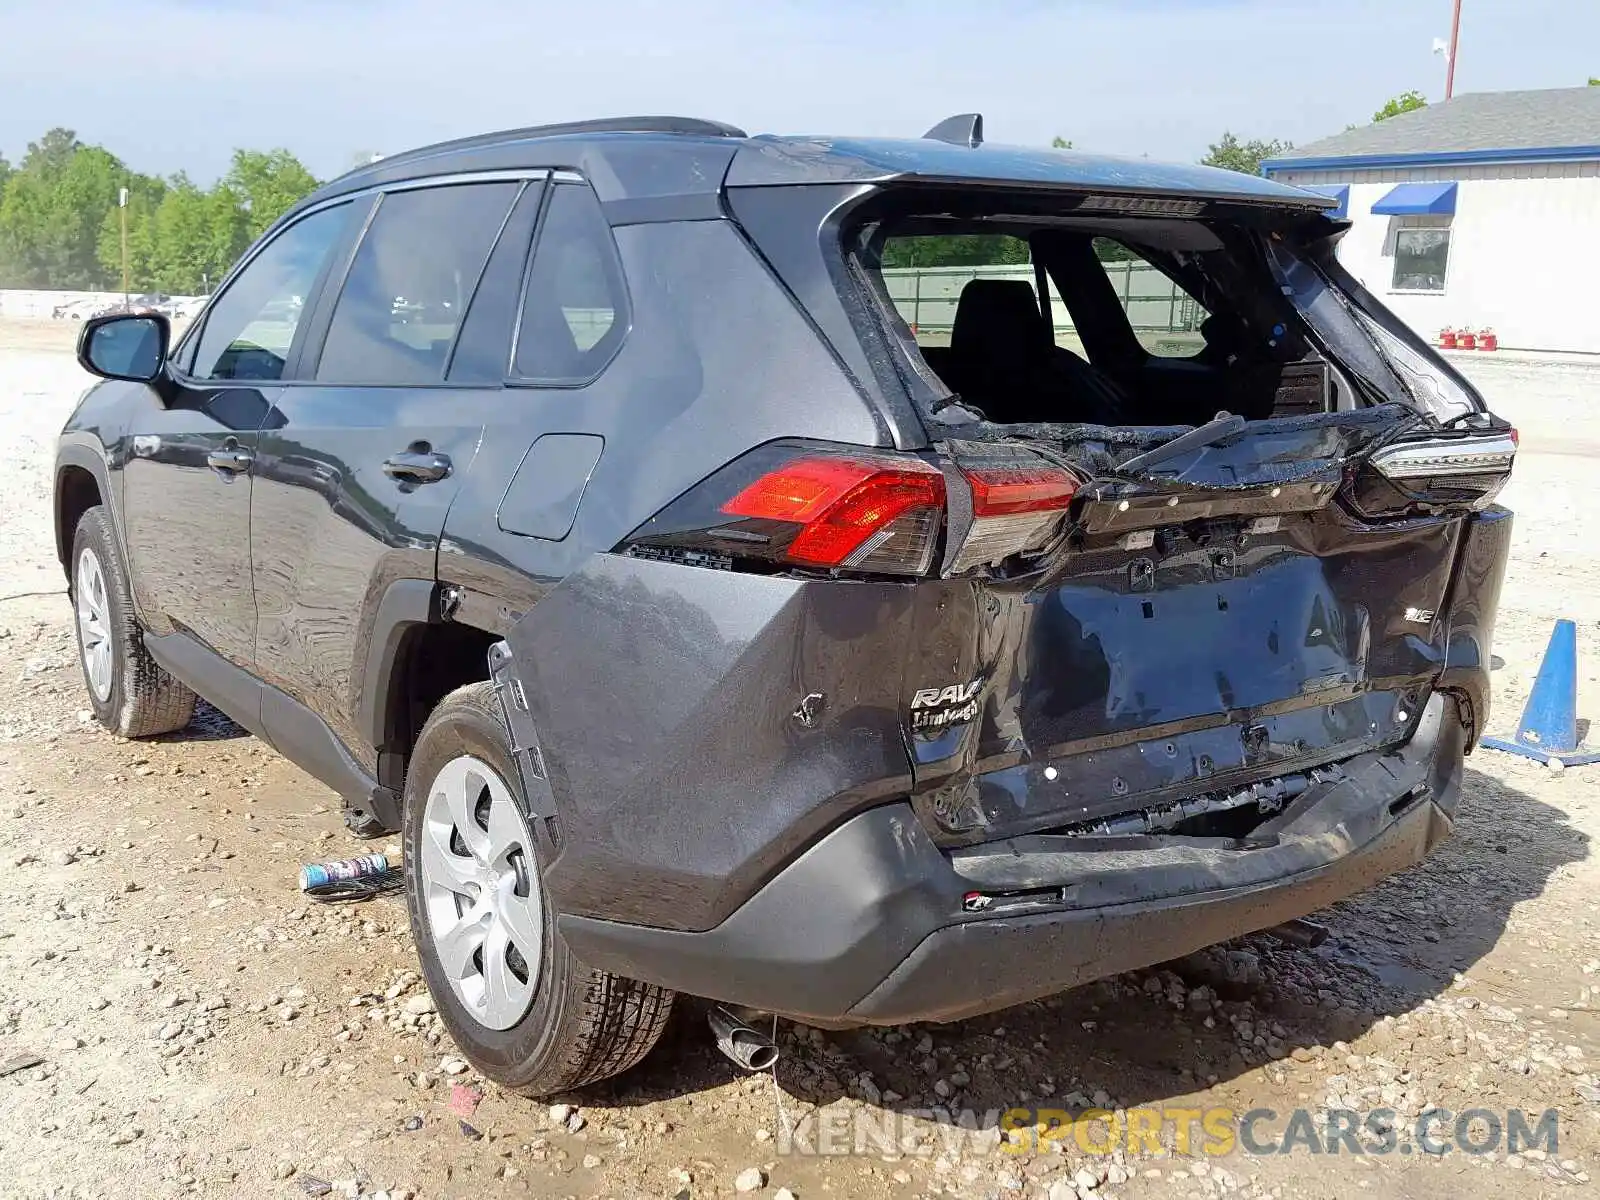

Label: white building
[1263,87,1600,354]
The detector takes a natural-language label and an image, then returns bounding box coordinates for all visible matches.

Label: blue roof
[728,136,1335,206]
[1371,181,1458,216]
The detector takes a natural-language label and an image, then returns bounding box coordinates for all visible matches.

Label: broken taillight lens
[946,461,1079,573]
[619,442,947,577]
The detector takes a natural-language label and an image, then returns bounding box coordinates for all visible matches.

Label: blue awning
[1306,184,1350,218]
[1371,182,1458,216]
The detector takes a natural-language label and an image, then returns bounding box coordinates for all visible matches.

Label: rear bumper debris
[559,692,1465,1025]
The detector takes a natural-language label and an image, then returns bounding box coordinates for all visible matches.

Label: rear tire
[70,506,196,738]
[403,682,674,1095]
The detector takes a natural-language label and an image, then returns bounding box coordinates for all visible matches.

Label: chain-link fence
[882,263,1204,345]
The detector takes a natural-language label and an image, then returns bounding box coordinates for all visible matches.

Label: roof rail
[506,115,748,139]
[331,116,746,182]
[923,113,984,148]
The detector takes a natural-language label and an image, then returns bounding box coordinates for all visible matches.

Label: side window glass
[190,203,355,382]
[316,182,520,385]
[513,183,628,382]
[1093,238,1209,358]
[446,182,545,384]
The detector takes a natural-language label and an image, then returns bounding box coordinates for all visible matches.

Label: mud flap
[487,641,560,843]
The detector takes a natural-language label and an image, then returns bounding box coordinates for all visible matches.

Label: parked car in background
[53,298,113,320]
[152,296,207,321]
[55,113,1515,1098]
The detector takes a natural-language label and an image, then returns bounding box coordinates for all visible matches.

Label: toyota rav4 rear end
[504,122,1513,1027]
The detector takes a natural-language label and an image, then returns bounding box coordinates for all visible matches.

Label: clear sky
[1,0,1595,181]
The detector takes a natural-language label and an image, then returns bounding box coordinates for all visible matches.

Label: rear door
[123,201,359,667]
[248,177,540,772]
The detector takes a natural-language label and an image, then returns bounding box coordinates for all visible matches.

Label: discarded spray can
[299,853,392,893]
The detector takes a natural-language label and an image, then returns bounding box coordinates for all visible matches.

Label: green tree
[0,129,320,291]
[145,175,209,292]
[20,127,83,176]
[881,234,1030,268]
[1373,90,1428,122]
[1589,77,1599,86]
[1093,238,1138,263]
[0,130,130,288]
[224,148,319,242]
[1201,132,1293,176]
[136,176,251,294]
[1051,136,1073,149]
[202,183,252,289]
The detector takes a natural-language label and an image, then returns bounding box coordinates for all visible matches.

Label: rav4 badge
[910,679,984,731]
[912,680,983,709]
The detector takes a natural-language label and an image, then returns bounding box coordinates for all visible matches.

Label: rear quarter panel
[440,217,897,928]
[439,216,887,627]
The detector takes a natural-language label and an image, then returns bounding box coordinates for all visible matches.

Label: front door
[248,178,537,772]
[121,200,361,668]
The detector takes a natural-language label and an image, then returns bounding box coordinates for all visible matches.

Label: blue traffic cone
[1482,619,1599,768]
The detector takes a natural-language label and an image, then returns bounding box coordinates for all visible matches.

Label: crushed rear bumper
[558,692,1465,1026]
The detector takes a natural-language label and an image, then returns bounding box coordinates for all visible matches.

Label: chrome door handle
[383,450,452,483]
[206,447,254,473]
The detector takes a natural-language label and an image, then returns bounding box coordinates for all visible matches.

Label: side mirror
[78,312,170,383]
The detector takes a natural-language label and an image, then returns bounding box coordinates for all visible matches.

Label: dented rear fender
[497,553,926,932]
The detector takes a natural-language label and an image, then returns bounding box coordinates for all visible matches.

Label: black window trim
[506,177,634,390]
[169,169,553,391]
[290,192,385,382]
[441,179,533,380]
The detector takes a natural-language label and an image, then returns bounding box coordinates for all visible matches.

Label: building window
[1391,220,1451,292]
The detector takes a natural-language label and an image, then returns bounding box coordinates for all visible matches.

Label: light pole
[1445,0,1463,98]
[118,185,130,307]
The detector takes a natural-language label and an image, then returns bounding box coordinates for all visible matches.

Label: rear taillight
[722,455,945,573]
[1353,431,1516,515]
[619,442,946,577]
[621,441,1081,578]
[947,461,1079,573]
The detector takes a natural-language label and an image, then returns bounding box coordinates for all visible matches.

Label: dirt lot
[1,316,1598,1200]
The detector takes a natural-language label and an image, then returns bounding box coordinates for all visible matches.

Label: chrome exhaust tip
[708,1006,779,1072]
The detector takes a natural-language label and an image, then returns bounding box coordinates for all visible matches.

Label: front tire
[70,506,196,738]
[404,683,674,1095]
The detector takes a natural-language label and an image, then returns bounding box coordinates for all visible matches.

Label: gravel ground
[1,318,1598,1200]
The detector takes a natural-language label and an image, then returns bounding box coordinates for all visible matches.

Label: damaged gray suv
[56,114,1514,1095]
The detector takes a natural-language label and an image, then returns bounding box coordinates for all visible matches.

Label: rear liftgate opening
[837,189,1516,854]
